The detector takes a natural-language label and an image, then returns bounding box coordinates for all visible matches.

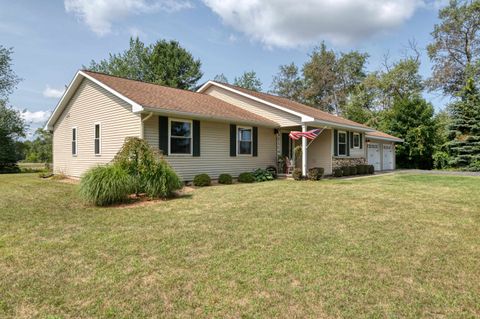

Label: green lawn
[0,173,479,318]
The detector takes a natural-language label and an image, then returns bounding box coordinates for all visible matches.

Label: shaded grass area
[0,173,479,318]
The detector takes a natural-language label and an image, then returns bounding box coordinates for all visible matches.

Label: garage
[382,144,394,170]
[367,143,381,171]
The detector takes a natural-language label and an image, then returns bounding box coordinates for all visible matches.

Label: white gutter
[304,119,375,132]
[365,135,404,143]
[140,112,153,139]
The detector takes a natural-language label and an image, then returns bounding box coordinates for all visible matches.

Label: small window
[94,123,101,155]
[338,131,347,156]
[170,119,192,155]
[353,133,360,148]
[238,126,252,155]
[72,127,77,156]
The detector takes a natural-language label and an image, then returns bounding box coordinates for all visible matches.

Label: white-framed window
[72,127,77,156]
[338,131,347,156]
[237,126,252,155]
[169,118,192,155]
[94,123,101,155]
[353,132,360,148]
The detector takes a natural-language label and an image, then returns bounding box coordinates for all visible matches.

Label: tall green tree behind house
[427,0,480,95]
[446,79,480,169]
[379,95,437,169]
[270,62,304,102]
[0,46,21,101]
[302,43,368,114]
[88,37,203,90]
[213,73,229,83]
[23,128,53,163]
[233,71,262,91]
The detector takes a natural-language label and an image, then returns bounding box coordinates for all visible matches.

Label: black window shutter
[159,116,168,156]
[346,131,350,156]
[281,133,289,157]
[350,132,354,148]
[230,124,236,157]
[193,120,200,157]
[252,126,258,157]
[360,133,363,149]
[333,129,338,156]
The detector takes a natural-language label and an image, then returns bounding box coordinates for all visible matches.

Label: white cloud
[128,26,147,38]
[202,0,427,47]
[21,110,51,124]
[43,85,65,99]
[65,0,193,36]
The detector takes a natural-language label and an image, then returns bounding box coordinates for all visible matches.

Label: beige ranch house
[45,70,403,180]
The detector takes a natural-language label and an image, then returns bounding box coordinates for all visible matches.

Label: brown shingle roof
[366,130,403,142]
[212,81,370,129]
[83,71,276,126]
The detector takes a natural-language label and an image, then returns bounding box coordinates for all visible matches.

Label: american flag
[289,129,322,140]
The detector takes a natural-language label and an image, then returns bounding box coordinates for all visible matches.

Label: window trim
[337,130,347,156]
[72,127,77,157]
[94,122,101,156]
[237,125,253,156]
[168,118,193,156]
[353,132,360,149]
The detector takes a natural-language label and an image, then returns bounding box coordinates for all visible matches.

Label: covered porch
[277,125,333,176]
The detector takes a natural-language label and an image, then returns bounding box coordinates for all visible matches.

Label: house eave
[304,120,375,132]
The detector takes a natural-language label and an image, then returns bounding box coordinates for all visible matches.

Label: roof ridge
[82,69,215,98]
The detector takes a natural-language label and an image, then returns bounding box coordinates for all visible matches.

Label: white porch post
[301,124,307,177]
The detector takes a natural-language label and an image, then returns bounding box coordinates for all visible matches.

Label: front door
[368,143,381,171]
[382,144,393,170]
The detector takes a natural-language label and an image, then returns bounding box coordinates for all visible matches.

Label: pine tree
[447,78,480,170]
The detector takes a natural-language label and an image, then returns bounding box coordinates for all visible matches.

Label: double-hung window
[238,126,252,155]
[169,119,192,155]
[72,127,77,156]
[94,123,101,155]
[338,131,347,156]
[353,133,360,148]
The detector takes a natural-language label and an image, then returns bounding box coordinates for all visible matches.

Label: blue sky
[0,0,448,136]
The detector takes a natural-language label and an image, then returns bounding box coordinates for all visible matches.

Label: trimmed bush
[266,165,277,179]
[292,168,303,180]
[341,166,350,176]
[238,172,255,183]
[308,167,324,180]
[218,173,233,185]
[143,160,182,197]
[356,164,366,175]
[368,165,375,174]
[79,164,135,206]
[253,168,274,182]
[333,168,343,177]
[0,164,20,174]
[193,173,211,187]
[349,166,358,175]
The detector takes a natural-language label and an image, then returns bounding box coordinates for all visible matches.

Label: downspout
[140,112,153,139]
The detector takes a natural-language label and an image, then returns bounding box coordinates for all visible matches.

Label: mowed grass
[0,173,479,318]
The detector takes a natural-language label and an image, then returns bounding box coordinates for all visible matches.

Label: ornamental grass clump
[143,159,183,197]
[79,164,136,206]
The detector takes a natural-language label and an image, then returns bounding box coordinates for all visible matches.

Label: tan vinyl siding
[349,133,366,158]
[307,129,333,175]
[204,86,300,127]
[53,78,141,177]
[143,115,276,181]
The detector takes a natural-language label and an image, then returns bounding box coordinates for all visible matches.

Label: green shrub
[0,164,20,174]
[218,173,233,184]
[193,173,211,187]
[368,165,375,174]
[292,168,303,180]
[341,166,350,176]
[253,168,274,182]
[238,172,255,183]
[356,165,366,175]
[143,160,182,197]
[433,151,450,169]
[308,167,324,180]
[266,165,277,178]
[79,164,135,206]
[333,168,343,177]
[349,166,358,175]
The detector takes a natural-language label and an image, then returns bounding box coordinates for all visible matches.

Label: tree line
[1,0,479,171]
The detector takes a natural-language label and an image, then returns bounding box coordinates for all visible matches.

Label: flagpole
[301,124,307,177]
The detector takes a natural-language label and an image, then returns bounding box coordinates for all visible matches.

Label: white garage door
[382,144,394,170]
[367,143,381,171]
